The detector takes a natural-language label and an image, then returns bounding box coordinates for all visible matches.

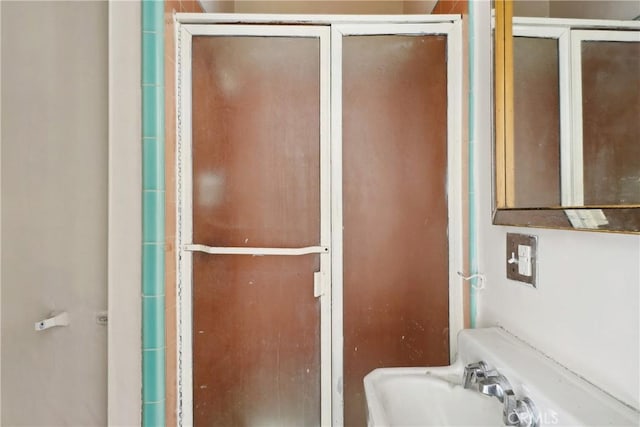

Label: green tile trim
[142,400,165,427]
[142,402,166,427]
[143,190,165,243]
[469,2,479,328]
[142,401,165,427]
[142,347,165,402]
[143,243,165,296]
[143,296,166,349]
[143,138,165,191]
[142,32,164,86]
[142,0,164,33]
[141,0,165,425]
[142,85,165,139]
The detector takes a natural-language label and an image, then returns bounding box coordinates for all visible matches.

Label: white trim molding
[107,1,142,425]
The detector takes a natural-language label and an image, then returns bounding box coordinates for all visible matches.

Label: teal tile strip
[468,1,478,328]
[142,0,165,425]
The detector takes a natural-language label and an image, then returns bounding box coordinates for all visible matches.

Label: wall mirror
[493,0,640,233]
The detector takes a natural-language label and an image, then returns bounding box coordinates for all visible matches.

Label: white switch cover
[517,244,531,276]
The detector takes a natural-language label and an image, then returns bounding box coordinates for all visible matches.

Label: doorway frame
[173,14,464,427]
[108,1,142,424]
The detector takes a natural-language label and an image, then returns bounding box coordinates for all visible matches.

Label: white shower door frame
[175,14,463,427]
[176,23,332,427]
[329,21,462,426]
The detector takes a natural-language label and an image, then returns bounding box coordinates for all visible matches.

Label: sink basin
[364,328,639,427]
[365,366,503,426]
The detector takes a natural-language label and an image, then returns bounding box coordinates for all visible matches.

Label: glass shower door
[331,23,458,427]
[178,26,331,426]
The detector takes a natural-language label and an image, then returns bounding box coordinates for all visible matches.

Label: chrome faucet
[462,361,539,427]
[462,361,495,388]
[479,373,518,425]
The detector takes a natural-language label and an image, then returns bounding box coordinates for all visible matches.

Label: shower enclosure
[173,15,463,426]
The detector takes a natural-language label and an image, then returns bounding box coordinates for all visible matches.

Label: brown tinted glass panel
[513,37,561,207]
[342,35,450,427]
[191,36,320,247]
[581,40,640,205]
[192,253,320,426]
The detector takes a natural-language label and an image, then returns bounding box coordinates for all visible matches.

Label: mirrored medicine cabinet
[493,0,640,233]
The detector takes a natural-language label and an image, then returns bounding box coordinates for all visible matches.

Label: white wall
[1,1,108,424]
[472,1,640,410]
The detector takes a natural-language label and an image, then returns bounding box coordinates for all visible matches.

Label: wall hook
[457,271,486,290]
[35,312,70,331]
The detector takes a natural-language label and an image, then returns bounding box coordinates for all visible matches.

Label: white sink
[364,328,639,427]
[365,365,503,426]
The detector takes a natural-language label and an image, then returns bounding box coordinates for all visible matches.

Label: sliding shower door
[177,26,331,426]
[331,24,459,427]
[175,18,462,427]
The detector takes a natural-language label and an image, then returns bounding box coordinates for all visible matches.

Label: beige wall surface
[1,1,108,425]
[199,0,439,14]
[233,1,403,14]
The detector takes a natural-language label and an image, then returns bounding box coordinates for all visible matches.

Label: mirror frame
[492,0,640,234]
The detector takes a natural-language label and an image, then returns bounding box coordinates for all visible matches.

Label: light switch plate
[506,233,537,286]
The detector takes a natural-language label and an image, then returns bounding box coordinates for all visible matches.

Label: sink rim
[364,363,506,426]
[364,328,640,427]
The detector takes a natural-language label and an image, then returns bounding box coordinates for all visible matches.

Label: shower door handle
[313,271,324,297]
[184,244,329,256]
[184,243,331,298]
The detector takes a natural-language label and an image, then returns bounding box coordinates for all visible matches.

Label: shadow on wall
[199,1,442,14]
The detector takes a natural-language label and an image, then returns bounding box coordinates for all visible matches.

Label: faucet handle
[464,362,540,427]
[507,397,540,427]
[478,373,513,401]
[463,361,496,388]
[476,374,520,426]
